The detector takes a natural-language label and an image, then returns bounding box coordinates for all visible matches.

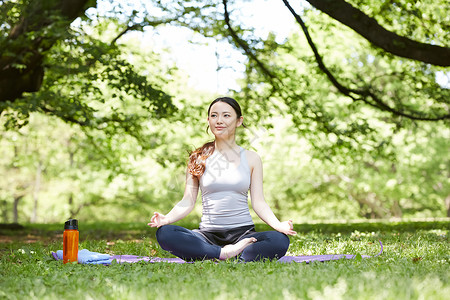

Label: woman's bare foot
[219,237,257,260]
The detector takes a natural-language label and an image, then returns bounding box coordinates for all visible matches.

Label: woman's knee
[266,231,290,251]
[248,231,290,252]
[240,231,290,261]
[156,224,169,238]
[156,225,179,244]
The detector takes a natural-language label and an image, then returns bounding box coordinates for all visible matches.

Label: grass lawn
[0,220,449,299]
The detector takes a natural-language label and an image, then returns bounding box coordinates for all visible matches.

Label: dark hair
[188,97,245,177]
[208,97,244,120]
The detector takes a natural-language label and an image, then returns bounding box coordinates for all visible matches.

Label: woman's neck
[214,138,238,153]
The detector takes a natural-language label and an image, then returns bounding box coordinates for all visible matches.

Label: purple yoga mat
[51,241,382,264]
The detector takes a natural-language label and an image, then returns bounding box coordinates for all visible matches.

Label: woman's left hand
[278,220,297,236]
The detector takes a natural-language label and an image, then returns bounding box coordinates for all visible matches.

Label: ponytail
[187,141,215,177]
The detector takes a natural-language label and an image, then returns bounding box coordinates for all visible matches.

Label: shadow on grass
[1,219,448,244]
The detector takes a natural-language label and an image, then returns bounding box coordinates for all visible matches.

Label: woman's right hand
[148,212,169,228]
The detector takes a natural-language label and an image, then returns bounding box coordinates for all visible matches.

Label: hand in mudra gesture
[148,212,169,228]
[278,220,296,236]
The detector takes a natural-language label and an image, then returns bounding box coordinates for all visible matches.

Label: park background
[0,0,449,225]
[1,1,449,299]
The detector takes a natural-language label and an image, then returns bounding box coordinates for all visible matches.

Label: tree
[0,24,216,222]
[278,0,449,122]
[237,6,449,219]
[0,0,94,102]
[1,0,448,125]
[210,0,449,122]
[1,0,448,221]
[1,0,177,133]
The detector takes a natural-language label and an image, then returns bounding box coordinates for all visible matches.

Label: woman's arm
[248,151,296,236]
[148,169,199,228]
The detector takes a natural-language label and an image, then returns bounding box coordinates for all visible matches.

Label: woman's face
[208,101,243,138]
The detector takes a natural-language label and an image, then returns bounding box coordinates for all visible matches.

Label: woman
[148,97,296,262]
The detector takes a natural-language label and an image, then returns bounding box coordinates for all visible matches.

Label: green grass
[0,221,449,299]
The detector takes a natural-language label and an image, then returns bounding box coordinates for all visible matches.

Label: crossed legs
[156,225,290,262]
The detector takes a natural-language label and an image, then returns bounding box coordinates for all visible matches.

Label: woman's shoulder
[243,148,262,167]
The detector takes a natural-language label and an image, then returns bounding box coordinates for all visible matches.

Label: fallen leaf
[412,257,422,263]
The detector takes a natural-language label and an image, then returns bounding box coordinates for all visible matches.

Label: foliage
[3,0,448,123]
[237,107,449,220]
[0,0,449,222]
[346,0,449,44]
[235,6,449,220]
[0,221,449,299]
[0,0,177,128]
[0,30,217,222]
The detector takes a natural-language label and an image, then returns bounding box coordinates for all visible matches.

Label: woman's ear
[236,116,244,127]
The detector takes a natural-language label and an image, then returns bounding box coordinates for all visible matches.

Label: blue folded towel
[56,249,112,264]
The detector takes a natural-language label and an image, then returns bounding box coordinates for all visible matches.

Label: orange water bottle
[63,219,79,264]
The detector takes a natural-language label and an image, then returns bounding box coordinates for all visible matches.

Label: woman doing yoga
[148,97,296,261]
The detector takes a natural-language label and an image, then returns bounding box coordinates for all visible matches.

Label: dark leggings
[156,225,290,262]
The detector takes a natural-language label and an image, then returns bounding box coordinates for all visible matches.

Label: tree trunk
[391,200,402,218]
[31,161,42,223]
[68,193,73,218]
[445,195,450,218]
[1,200,8,223]
[13,195,24,223]
[352,192,389,219]
[68,193,85,218]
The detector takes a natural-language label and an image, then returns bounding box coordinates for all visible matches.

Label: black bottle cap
[64,219,78,230]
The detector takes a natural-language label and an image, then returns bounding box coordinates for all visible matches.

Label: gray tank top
[199,146,254,229]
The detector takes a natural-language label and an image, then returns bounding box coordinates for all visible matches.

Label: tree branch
[282,0,450,121]
[40,106,91,127]
[110,17,182,45]
[304,0,450,66]
[222,0,276,81]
